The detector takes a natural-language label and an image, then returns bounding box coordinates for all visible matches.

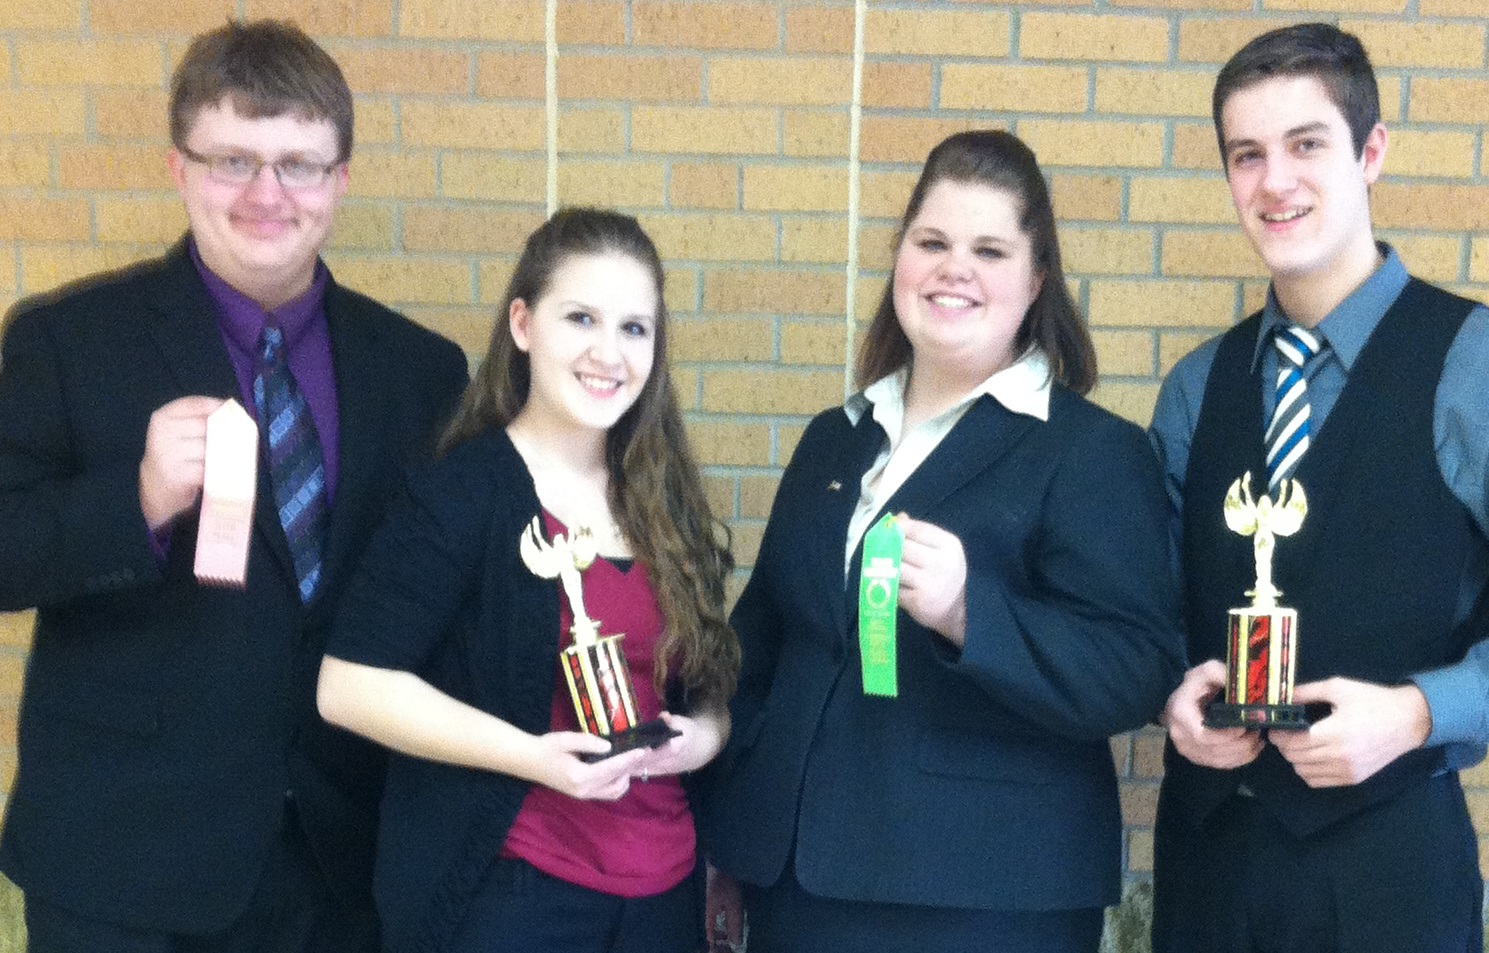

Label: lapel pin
[828,480,842,492]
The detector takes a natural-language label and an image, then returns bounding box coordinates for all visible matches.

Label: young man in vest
[1149,22,1489,953]
[0,20,468,953]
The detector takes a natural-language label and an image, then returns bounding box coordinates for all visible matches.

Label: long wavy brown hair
[440,208,739,708]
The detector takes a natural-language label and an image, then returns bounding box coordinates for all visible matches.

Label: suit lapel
[843,396,1038,627]
[143,241,298,591]
[317,283,386,602]
[143,241,239,399]
[820,411,891,638]
[881,397,1035,518]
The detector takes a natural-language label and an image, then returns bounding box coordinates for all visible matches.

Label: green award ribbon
[858,512,903,697]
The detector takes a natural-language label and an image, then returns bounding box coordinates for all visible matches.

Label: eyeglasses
[176,144,342,190]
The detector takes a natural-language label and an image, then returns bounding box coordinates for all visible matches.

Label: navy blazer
[704,388,1184,912]
[0,241,468,932]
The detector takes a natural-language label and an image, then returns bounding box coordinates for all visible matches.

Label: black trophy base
[581,719,682,762]
[1205,702,1309,731]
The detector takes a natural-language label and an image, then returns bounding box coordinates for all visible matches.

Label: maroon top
[500,511,695,897]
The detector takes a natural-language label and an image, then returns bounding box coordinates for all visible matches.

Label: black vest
[1168,277,1484,837]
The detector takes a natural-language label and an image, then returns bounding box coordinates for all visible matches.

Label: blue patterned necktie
[253,324,327,603]
[1265,325,1325,491]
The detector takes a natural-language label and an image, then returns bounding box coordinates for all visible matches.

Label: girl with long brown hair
[319,208,737,953]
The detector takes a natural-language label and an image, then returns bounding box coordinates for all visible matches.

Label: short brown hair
[170,20,354,162]
[1213,23,1379,164]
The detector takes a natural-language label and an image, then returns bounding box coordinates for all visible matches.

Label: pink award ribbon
[194,399,258,589]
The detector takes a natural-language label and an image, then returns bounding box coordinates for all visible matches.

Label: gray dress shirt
[1150,245,1489,769]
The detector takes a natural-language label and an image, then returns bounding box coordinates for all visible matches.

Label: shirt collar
[1251,242,1407,374]
[189,236,331,359]
[844,348,1053,429]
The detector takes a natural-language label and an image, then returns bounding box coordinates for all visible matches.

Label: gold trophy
[519,517,678,757]
[1205,473,1310,730]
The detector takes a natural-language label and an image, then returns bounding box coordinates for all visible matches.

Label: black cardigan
[330,430,704,953]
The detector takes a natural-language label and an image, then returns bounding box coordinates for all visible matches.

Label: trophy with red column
[520,517,678,757]
[1205,473,1311,730]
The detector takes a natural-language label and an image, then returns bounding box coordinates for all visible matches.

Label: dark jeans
[25,806,375,953]
[449,857,701,953]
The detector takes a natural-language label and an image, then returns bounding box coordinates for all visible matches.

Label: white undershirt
[841,350,1052,578]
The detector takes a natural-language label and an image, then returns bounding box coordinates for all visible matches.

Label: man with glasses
[0,20,468,953]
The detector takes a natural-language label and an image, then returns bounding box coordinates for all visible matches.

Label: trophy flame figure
[519,515,645,741]
[520,516,601,645]
[1223,473,1307,608]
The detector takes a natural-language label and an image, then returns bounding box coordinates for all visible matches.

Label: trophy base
[580,719,682,762]
[1205,702,1309,731]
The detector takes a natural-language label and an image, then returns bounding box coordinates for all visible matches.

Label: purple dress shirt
[189,239,341,504]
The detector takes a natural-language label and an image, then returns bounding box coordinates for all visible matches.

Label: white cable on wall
[844,0,866,398]
[545,0,558,218]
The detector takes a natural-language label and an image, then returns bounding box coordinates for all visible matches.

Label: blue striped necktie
[253,324,327,603]
[1265,325,1325,491]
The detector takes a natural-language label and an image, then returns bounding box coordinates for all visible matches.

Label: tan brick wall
[1,0,1487,897]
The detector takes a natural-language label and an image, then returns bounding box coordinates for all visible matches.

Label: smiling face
[168,98,348,310]
[890,179,1044,387]
[510,251,659,439]
[1221,74,1385,310]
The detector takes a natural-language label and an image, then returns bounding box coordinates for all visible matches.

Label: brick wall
[2,0,1487,894]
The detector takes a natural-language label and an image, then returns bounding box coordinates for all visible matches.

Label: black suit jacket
[704,388,1184,912]
[0,241,468,932]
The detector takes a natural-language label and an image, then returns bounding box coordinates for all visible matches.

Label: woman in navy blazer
[703,131,1186,953]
